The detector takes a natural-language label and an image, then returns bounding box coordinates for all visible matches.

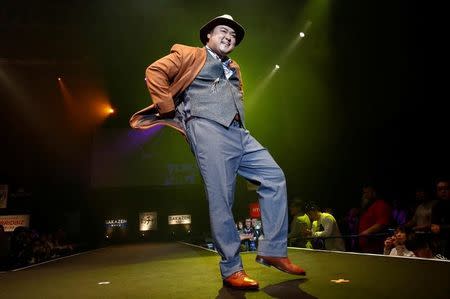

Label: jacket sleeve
[145,45,183,114]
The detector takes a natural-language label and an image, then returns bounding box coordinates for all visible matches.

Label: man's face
[394,230,407,245]
[362,187,375,200]
[307,211,319,221]
[245,219,252,227]
[361,187,376,208]
[436,181,449,200]
[206,25,236,57]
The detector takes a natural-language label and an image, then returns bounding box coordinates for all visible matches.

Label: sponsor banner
[0,185,8,208]
[105,219,128,237]
[105,219,127,228]
[139,212,158,231]
[0,214,30,232]
[168,214,191,225]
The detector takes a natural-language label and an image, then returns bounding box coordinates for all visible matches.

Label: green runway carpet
[0,242,449,298]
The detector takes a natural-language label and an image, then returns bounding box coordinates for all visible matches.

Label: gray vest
[180,51,245,127]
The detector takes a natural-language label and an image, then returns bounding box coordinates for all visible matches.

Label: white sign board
[168,214,191,225]
[139,212,158,231]
[0,214,30,232]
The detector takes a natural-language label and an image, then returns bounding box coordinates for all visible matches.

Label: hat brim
[200,17,245,46]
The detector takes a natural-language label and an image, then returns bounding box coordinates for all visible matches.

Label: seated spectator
[0,224,11,270]
[358,185,392,253]
[407,231,446,260]
[252,218,264,242]
[342,207,360,252]
[405,187,438,233]
[305,202,346,251]
[383,226,415,257]
[240,218,256,251]
[391,199,410,227]
[431,178,450,259]
[310,219,324,249]
[10,226,33,267]
[288,198,313,248]
[236,220,244,234]
[53,228,74,256]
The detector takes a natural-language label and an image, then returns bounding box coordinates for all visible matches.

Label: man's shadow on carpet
[216,278,316,299]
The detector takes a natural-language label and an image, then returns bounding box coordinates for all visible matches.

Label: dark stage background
[0,1,445,242]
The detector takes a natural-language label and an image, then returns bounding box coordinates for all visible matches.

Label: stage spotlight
[108,108,115,114]
[299,32,305,38]
[58,77,61,81]
[275,64,280,70]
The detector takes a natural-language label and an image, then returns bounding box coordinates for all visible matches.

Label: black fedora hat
[199,14,245,46]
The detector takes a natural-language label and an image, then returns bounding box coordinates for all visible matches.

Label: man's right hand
[384,236,395,248]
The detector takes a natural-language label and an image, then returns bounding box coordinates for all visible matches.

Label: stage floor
[0,242,449,298]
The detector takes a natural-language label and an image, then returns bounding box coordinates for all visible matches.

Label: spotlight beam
[246,20,312,109]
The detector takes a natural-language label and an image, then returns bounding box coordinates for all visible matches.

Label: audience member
[236,221,243,234]
[342,207,360,252]
[383,226,415,257]
[0,224,11,270]
[252,218,264,243]
[406,231,446,259]
[405,186,438,233]
[240,218,256,251]
[391,199,409,227]
[431,178,450,258]
[305,202,345,251]
[287,198,313,248]
[358,185,392,253]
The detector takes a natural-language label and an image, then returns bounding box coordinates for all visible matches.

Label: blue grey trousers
[185,117,288,278]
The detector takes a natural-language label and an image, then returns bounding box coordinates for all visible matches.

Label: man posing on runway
[130,14,306,290]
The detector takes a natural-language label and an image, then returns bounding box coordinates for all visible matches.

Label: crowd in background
[233,177,449,261]
[1,177,448,270]
[236,218,264,252]
[0,226,77,271]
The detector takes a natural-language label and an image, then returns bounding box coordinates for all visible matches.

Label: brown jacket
[129,44,243,135]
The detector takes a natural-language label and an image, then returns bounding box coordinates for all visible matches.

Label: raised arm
[145,46,183,115]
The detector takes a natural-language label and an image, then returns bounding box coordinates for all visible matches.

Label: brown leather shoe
[223,271,259,290]
[255,255,306,275]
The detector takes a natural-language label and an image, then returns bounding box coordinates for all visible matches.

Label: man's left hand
[157,110,176,119]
